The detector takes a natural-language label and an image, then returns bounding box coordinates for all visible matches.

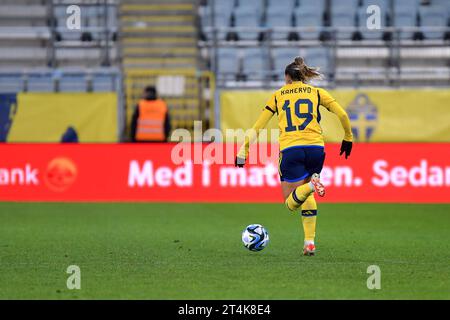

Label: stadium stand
[199,0,450,88]
[242,47,268,80]
[265,7,293,41]
[294,6,324,41]
[419,5,448,39]
[232,5,263,41]
[330,6,357,41]
[0,0,119,94]
[393,7,419,40]
[217,47,240,78]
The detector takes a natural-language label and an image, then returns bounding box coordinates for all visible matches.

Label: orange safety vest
[136,99,168,141]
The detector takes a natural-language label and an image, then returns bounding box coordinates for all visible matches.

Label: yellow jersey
[238,81,353,158]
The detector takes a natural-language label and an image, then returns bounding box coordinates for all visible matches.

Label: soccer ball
[242,224,269,251]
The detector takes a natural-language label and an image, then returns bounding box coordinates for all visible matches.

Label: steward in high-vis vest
[131,86,171,142]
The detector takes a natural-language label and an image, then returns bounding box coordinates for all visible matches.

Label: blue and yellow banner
[2,93,118,142]
[221,90,450,142]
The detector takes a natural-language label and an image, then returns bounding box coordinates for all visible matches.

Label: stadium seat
[393,8,418,40]
[90,6,117,41]
[236,0,265,10]
[299,0,325,12]
[90,4,117,29]
[267,0,297,11]
[217,47,240,78]
[59,74,87,92]
[303,47,330,74]
[394,0,421,12]
[357,6,389,40]
[213,0,235,17]
[331,8,357,40]
[214,2,235,40]
[213,0,236,12]
[200,5,233,40]
[330,0,358,12]
[233,6,262,41]
[265,7,294,40]
[242,48,268,80]
[27,74,54,92]
[294,7,324,40]
[271,47,300,78]
[419,6,448,39]
[430,0,450,17]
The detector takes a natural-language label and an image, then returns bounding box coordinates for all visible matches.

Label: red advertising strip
[0,143,449,203]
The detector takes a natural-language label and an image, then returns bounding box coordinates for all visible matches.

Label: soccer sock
[285,182,314,212]
[301,194,317,244]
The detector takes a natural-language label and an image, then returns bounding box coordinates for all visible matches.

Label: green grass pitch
[0,202,449,300]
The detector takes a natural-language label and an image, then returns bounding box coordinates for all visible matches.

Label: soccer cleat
[303,243,316,256]
[310,173,325,197]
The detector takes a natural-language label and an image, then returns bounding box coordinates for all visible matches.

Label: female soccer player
[235,57,353,256]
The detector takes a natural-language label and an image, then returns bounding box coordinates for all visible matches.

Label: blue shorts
[279,146,325,182]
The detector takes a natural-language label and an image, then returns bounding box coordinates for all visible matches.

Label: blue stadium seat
[331,8,357,40]
[242,48,268,80]
[303,47,330,74]
[393,8,418,40]
[299,0,325,11]
[330,0,358,12]
[213,0,235,18]
[271,47,300,78]
[59,74,87,92]
[357,6,388,40]
[92,74,116,92]
[265,7,294,40]
[236,0,265,10]
[419,6,448,39]
[213,0,236,11]
[27,74,54,92]
[217,47,240,78]
[200,5,233,40]
[86,5,99,16]
[267,0,297,10]
[233,6,262,40]
[53,6,68,19]
[294,7,324,40]
[394,0,421,12]
[430,0,450,16]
